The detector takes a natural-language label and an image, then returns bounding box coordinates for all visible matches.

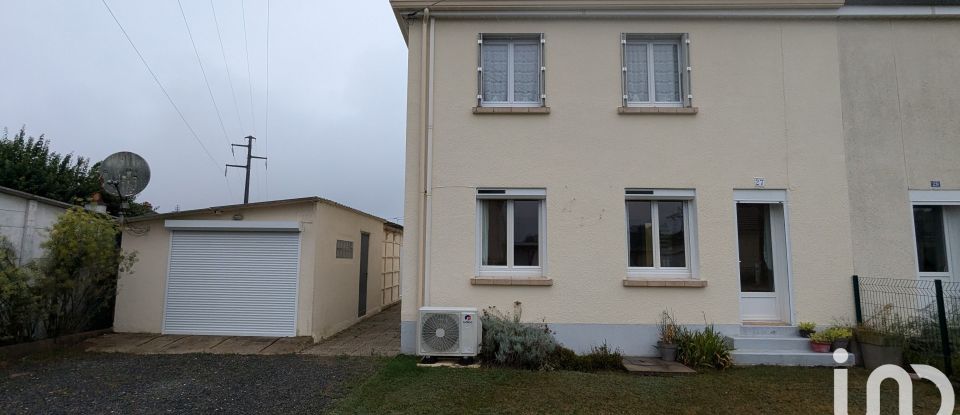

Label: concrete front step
[732,336,812,352]
[739,325,799,337]
[732,350,855,366]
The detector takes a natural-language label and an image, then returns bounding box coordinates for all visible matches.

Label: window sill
[471,277,553,286]
[622,278,707,288]
[618,107,698,115]
[473,107,550,114]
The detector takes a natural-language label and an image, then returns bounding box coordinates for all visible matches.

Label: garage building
[113,197,402,341]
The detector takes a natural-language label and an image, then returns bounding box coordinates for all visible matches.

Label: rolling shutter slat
[163,230,299,337]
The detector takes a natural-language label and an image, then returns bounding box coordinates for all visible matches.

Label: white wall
[0,192,67,264]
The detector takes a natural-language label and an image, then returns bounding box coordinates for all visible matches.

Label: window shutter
[681,33,692,108]
[477,33,484,107]
[539,33,546,107]
[620,33,627,108]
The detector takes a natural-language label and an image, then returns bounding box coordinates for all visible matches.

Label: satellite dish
[100,151,150,198]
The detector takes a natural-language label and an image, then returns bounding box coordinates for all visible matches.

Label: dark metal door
[358,232,370,317]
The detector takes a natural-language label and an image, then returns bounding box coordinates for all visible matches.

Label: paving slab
[210,337,279,354]
[301,303,400,356]
[157,335,231,354]
[260,337,312,355]
[622,356,696,375]
[85,333,160,353]
[137,335,188,354]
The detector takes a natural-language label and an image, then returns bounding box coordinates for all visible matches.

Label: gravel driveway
[0,352,380,414]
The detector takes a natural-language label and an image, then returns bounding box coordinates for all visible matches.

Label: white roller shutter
[163,230,300,337]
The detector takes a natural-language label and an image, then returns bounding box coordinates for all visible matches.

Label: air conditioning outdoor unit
[417,307,482,357]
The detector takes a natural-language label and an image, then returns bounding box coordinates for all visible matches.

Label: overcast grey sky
[0,0,407,222]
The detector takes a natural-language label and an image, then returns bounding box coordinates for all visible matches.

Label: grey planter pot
[859,342,903,370]
[658,342,678,362]
[831,339,850,352]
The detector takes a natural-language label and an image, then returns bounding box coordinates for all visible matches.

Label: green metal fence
[853,275,956,377]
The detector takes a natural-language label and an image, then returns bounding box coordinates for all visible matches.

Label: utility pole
[226,135,267,204]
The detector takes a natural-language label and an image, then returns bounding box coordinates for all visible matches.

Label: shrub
[809,331,832,343]
[821,326,852,341]
[797,321,816,332]
[549,343,624,372]
[0,236,42,345]
[676,325,733,370]
[35,208,136,337]
[480,302,558,370]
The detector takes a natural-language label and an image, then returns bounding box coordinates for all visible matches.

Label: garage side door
[163,230,300,337]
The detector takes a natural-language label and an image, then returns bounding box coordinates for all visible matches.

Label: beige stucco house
[391,0,960,364]
[113,197,402,341]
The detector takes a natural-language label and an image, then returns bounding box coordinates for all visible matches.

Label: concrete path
[85,333,313,355]
[85,303,401,356]
[301,303,400,357]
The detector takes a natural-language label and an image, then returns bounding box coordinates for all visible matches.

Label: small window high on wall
[911,191,960,281]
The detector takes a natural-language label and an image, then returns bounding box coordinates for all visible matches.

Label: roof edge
[125,196,401,230]
[0,185,76,210]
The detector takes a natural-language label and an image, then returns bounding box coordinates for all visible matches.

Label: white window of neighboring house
[477,188,546,276]
[625,189,697,278]
[621,34,691,108]
[478,34,544,107]
[913,205,954,279]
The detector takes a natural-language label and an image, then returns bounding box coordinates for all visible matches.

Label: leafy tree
[35,208,137,337]
[0,127,156,216]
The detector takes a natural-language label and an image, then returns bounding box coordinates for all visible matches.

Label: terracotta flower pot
[810,341,831,353]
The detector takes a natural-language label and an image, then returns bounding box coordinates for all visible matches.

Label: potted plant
[809,332,832,353]
[825,326,853,352]
[656,311,679,362]
[856,327,904,370]
[798,322,816,338]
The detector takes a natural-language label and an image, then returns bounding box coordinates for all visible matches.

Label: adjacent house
[0,185,71,264]
[390,0,960,364]
[113,197,402,341]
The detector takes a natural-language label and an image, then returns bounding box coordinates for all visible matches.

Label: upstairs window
[621,34,691,108]
[478,34,545,107]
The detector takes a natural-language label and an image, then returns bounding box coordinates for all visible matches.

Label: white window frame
[911,204,954,280]
[476,188,546,277]
[622,34,687,108]
[478,34,544,108]
[625,189,697,279]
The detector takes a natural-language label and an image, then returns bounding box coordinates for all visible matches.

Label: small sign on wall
[931,180,941,189]
[754,177,766,188]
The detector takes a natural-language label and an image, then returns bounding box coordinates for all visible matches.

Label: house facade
[391,0,960,361]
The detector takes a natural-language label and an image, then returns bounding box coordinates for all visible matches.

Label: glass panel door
[737,204,775,292]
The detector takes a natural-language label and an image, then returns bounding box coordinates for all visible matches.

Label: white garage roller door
[163,230,300,337]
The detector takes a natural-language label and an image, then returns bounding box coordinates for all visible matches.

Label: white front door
[735,192,791,323]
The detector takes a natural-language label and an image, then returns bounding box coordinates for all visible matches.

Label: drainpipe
[417,9,435,307]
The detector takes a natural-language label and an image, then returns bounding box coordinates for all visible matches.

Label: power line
[264,0,271,199]
[99,0,219,168]
[240,0,256,136]
[210,0,245,136]
[176,0,232,153]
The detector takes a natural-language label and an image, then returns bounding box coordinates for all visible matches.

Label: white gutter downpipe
[418,9,435,307]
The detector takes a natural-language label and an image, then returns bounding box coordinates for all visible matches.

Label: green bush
[0,236,42,345]
[36,207,137,337]
[549,343,624,372]
[676,325,733,370]
[480,302,558,370]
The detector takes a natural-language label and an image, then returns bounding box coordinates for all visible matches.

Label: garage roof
[125,196,402,229]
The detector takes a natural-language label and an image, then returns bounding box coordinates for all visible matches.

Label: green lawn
[332,356,948,414]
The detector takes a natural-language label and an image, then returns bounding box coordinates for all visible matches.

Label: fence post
[934,279,953,377]
[852,275,863,325]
